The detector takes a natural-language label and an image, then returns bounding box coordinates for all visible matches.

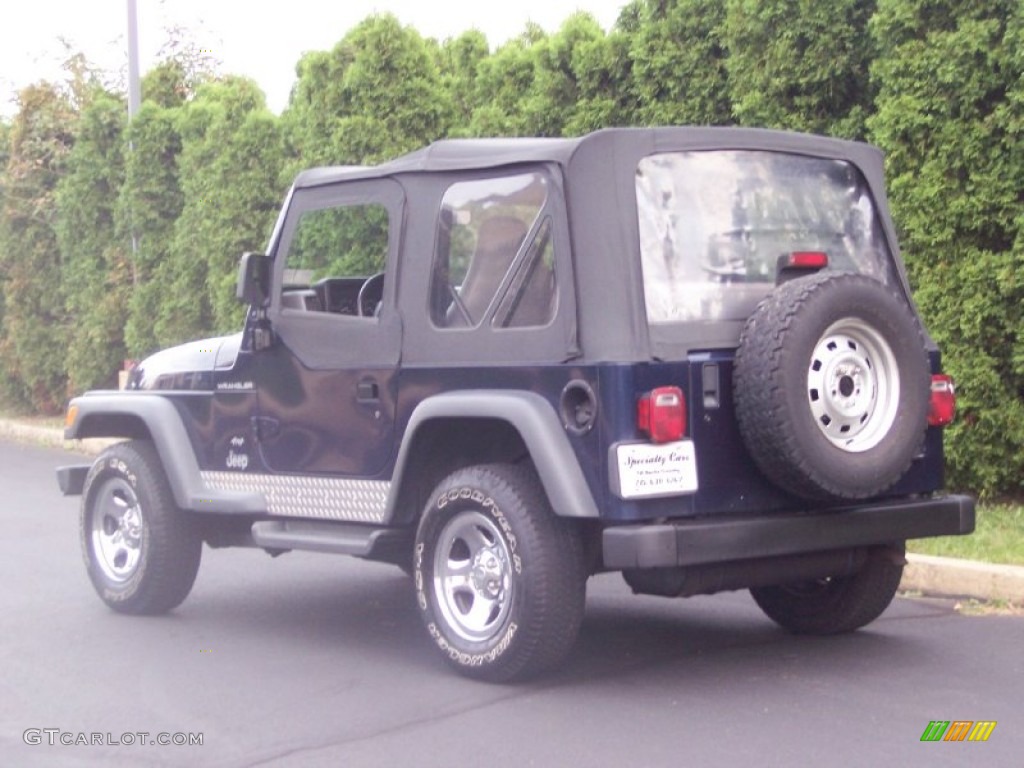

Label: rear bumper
[602,494,975,570]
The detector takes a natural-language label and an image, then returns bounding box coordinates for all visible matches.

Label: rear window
[636,151,895,323]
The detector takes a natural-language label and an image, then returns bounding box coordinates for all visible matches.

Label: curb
[0,418,117,456]
[902,553,1024,604]
[4,418,1021,605]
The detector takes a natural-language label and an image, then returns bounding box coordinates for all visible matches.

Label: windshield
[636,151,895,324]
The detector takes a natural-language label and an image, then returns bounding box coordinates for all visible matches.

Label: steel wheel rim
[807,317,900,452]
[90,478,144,583]
[433,509,513,643]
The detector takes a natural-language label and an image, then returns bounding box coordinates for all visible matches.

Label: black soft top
[290,128,912,363]
[294,127,887,189]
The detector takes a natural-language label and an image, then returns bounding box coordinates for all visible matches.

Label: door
[253,179,404,479]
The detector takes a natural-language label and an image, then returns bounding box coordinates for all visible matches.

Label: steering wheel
[357,272,386,317]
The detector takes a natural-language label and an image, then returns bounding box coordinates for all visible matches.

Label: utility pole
[126,0,141,118]
[126,0,140,270]
[123,0,143,383]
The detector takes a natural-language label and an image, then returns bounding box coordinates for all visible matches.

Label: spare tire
[733,272,930,501]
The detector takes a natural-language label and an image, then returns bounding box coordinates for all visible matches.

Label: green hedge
[1,3,1020,497]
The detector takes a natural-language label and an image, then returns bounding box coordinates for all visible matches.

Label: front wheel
[414,464,586,682]
[80,440,202,615]
[750,545,905,635]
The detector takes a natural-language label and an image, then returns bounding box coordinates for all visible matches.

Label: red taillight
[776,252,829,285]
[637,386,686,443]
[928,374,956,427]
[784,251,829,269]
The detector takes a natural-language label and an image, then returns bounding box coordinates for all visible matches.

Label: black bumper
[57,465,91,496]
[602,494,976,570]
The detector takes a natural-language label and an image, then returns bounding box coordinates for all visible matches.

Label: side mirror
[237,252,270,306]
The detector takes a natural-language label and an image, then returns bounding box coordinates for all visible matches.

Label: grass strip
[909,503,1024,566]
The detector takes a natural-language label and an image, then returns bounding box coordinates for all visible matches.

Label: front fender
[388,390,599,520]
[64,392,265,514]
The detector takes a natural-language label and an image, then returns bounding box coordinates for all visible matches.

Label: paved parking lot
[2,440,1020,767]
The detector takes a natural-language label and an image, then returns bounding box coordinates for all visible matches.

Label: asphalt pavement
[1,437,1022,767]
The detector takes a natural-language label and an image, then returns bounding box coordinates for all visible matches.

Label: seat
[446,215,528,327]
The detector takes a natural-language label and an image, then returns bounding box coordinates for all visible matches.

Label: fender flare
[387,390,599,520]
[65,393,265,514]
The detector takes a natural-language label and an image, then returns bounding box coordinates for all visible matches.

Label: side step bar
[251,519,412,562]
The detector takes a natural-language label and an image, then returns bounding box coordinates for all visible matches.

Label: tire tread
[415,462,586,682]
[750,546,905,634]
[81,440,201,615]
[734,272,929,500]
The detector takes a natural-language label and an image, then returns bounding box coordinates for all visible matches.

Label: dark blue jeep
[58,127,974,681]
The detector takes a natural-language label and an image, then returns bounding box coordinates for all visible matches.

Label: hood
[128,333,242,391]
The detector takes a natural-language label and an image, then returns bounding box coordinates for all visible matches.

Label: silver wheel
[414,464,586,681]
[89,477,144,583]
[433,510,513,644]
[807,317,900,452]
[735,272,929,500]
[80,441,201,614]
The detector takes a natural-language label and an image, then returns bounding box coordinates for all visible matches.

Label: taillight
[637,386,686,443]
[928,374,956,427]
[776,252,828,285]
[784,251,829,269]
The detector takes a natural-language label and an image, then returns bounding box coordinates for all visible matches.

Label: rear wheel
[81,441,201,615]
[414,463,586,682]
[749,546,905,634]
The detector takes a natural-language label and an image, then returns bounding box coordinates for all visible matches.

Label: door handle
[357,379,380,403]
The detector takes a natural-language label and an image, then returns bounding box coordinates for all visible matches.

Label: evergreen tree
[56,90,129,392]
[468,29,544,136]
[0,119,13,404]
[628,0,732,126]
[438,30,490,137]
[119,56,220,356]
[119,100,184,356]
[869,0,1024,495]
[575,9,643,130]
[284,14,451,167]
[164,77,283,342]
[525,13,617,136]
[0,83,75,412]
[724,0,876,137]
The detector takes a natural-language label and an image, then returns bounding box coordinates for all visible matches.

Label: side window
[281,202,389,317]
[431,172,557,329]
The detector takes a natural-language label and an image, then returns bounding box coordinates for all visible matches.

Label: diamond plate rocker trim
[201,472,390,523]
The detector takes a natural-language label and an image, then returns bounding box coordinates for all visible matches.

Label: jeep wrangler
[58,127,974,682]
